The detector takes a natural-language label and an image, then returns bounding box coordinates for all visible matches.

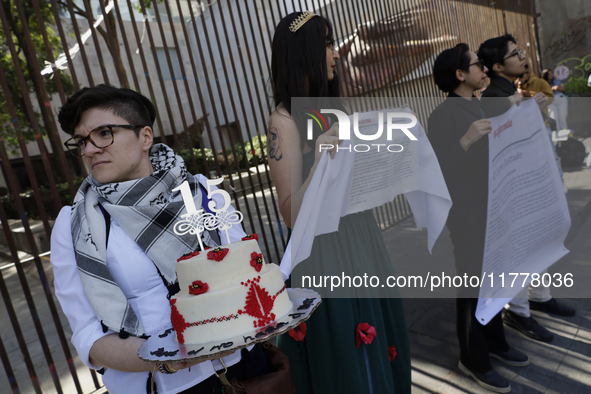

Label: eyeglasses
[64,124,145,158]
[504,48,525,60]
[469,59,485,71]
[326,38,336,51]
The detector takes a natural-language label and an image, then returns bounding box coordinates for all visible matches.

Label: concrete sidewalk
[381,137,591,393]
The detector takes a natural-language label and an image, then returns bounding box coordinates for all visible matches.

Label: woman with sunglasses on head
[268,11,411,394]
[428,44,530,393]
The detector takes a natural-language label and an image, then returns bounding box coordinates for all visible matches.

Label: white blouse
[51,178,248,394]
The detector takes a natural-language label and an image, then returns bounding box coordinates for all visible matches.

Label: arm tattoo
[268,126,283,161]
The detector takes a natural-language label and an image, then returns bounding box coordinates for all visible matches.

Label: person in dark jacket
[428,43,529,394]
[478,34,575,344]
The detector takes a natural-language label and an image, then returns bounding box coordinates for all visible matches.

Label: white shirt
[51,175,247,394]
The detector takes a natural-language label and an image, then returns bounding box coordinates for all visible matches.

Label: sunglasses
[504,48,525,60]
[469,59,485,71]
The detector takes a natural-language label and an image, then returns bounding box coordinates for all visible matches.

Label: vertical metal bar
[173,0,215,176]
[112,0,141,91]
[81,0,111,84]
[124,0,166,140]
[11,0,75,200]
[0,4,58,236]
[63,0,95,86]
[0,147,63,394]
[157,0,199,173]
[207,2,266,240]
[0,256,40,393]
[184,2,226,178]
[0,331,20,393]
[29,0,78,196]
[48,0,80,90]
[13,5,89,386]
[235,0,286,250]
[191,3,253,220]
[151,0,192,150]
[97,0,126,87]
[358,0,394,107]
[136,0,181,148]
[228,1,286,256]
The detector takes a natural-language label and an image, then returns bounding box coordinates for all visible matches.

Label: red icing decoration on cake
[177,251,200,262]
[169,299,190,344]
[188,280,209,295]
[250,252,264,272]
[242,234,259,241]
[241,276,277,328]
[207,247,229,261]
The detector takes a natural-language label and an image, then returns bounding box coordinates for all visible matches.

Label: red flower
[177,251,200,262]
[242,234,259,242]
[388,345,397,361]
[288,322,307,341]
[188,280,209,295]
[250,252,264,272]
[251,149,256,155]
[207,247,229,261]
[355,323,376,349]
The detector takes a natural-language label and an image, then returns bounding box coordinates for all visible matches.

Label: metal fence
[0,0,539,392]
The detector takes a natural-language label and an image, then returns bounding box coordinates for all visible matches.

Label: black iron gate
[0,0,539,392]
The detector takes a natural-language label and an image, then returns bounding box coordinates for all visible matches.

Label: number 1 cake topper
[172,177,244,251]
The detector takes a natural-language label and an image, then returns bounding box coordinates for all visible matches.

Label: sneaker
[503,310,553,342]
[458,361,511,393]
[490,348,530,366]
[530,298,575,317]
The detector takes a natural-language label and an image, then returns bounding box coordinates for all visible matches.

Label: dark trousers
[456,298,509,372]
[448,210,510,372]
[178,343,269,394]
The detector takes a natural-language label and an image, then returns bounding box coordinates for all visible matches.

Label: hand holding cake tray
[139,177,321,363]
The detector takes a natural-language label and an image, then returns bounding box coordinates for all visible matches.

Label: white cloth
[547,95,568,132]
[280,117,451,279]
[51,174,247,394]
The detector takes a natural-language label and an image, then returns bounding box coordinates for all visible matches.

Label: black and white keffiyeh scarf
[71,143,218,337]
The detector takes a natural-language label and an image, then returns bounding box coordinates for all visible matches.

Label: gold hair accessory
[289,11,317,33]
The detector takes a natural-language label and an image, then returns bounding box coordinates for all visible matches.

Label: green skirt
[278,211,411,393]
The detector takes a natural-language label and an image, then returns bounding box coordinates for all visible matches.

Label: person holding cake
[267,11,412,393]
[50,85,273,393]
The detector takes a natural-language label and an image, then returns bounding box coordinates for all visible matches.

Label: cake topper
[172,177,243,251]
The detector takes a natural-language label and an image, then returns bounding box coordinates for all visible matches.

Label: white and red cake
[169,235,292,344]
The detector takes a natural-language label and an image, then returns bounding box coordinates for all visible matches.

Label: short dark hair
[542,68,552,83]
[477,34,516,78]
[58,84,156,135]
[432,43,471,93]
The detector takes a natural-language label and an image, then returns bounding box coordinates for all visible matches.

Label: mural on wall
[555,54,591,95]
[336,1,456,96]
[544,14,591,60]
[543,9,591,96]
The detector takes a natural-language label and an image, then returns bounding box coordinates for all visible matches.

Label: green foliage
[0,0,75,148]
[0,176,84,220]
[179,135,268,176]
